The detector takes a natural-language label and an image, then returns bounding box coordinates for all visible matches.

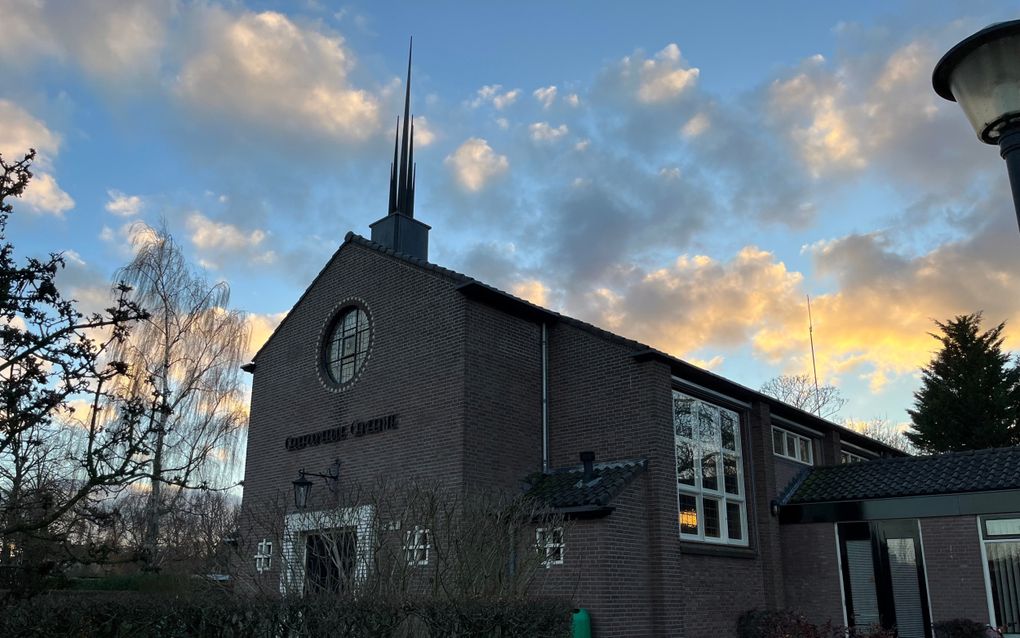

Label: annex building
[239,53,1020,638]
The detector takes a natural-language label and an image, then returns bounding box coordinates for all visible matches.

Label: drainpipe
[542,322,550,473]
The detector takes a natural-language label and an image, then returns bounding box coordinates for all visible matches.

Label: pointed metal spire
[384,38,418,219]
[391,37,414,217]
[388,118,399,214]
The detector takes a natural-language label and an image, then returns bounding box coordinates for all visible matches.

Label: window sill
[679,541,757,559]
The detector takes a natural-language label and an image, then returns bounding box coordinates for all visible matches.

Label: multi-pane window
[403,526,430,566]
[841,450,867,464]
[772,426,814,465]
[980,515,1020,635]
[325,307,370,385]
[673,391,747,546]
[255,539,273,573]
[536,527,564,567]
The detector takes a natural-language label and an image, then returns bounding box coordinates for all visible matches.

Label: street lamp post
[933,20,1020,232]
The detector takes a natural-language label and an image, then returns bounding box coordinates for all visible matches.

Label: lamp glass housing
[937,23,1020,143]
[293,475,312,510]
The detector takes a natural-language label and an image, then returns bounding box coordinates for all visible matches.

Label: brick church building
[238,51,1020,637]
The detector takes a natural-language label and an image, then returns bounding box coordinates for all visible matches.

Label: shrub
[737,609,896,638]
[934,619,994,638]
[0,592,571,637]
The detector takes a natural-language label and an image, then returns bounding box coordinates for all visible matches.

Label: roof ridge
[346,232,473,284]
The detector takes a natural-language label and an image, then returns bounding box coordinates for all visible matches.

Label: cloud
[0,100,61,161]
[533,85,557,109]
[756,204,1020,392]
[768,60,866,176]
[245,311,287,361]
[0,0,171,82]
[444,138,509,192]
[571,247,804,359]
[529,122,569,143]
[186,212,276,268]
[413,116,436,146]
[470,84,520,110]
[631,43,700,104]
[105,190,144,216]
[0,100,73,216]
[21,173,74,216]
[681,113,709,138]
[176,10,380,142]
[510,279,549,306]
[565,93,581,107]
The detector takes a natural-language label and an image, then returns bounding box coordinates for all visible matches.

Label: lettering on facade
[284,414,399,451]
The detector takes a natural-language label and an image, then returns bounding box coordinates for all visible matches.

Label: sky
[3,0,1020,435]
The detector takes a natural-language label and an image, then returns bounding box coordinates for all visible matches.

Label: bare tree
[111,226,249,570]
[846,418,916,455]
[0,150,150,546]
[760,374,848,420]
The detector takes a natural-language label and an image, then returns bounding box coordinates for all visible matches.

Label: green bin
[572,608,591,638]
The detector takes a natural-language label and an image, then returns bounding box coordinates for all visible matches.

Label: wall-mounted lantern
[292,459,341,510]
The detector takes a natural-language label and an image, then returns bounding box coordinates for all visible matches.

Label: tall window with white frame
[980,515,1020,636]
[673,390,748,546]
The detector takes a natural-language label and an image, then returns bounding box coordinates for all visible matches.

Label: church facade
[238,51,1020,637]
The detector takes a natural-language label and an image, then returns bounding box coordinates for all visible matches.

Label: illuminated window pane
[679,494,698,535]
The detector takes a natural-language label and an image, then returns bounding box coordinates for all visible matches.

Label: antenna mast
[807,295,820,416]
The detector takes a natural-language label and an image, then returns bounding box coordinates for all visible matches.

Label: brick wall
[920,516,990,625]
[239,239,900,635]
[780,522,844,625]
[462,300,542,490]
[241,243,469,584]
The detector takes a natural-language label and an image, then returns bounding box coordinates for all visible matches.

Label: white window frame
[673,390,748,547]
[841,450,867,464]
[403,526,430,566]
[978,515,1020,637]
[255,539,273,574]
[536,526,564,567]
[773,426,814,465]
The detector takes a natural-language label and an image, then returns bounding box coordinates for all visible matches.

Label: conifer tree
[906,313,1020,453]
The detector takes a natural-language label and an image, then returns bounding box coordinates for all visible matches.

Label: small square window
[536,527,564,567]
[403,526,430,566]
[255,539,273,574]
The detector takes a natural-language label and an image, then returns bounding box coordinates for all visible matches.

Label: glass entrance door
[838,520,932,637]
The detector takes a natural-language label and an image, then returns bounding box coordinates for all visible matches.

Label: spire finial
[391,37,414,218]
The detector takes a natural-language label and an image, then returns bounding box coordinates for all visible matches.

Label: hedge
[0,592,571,637]
[738,609,896,638]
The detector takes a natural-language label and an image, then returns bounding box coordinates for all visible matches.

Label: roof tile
[786,446,1020,504]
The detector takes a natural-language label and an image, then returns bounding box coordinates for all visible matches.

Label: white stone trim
[279,505,375,596]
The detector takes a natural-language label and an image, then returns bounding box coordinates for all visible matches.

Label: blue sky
[4,0,1020,433]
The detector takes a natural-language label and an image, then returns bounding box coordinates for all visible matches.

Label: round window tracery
[324,306,370,386]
